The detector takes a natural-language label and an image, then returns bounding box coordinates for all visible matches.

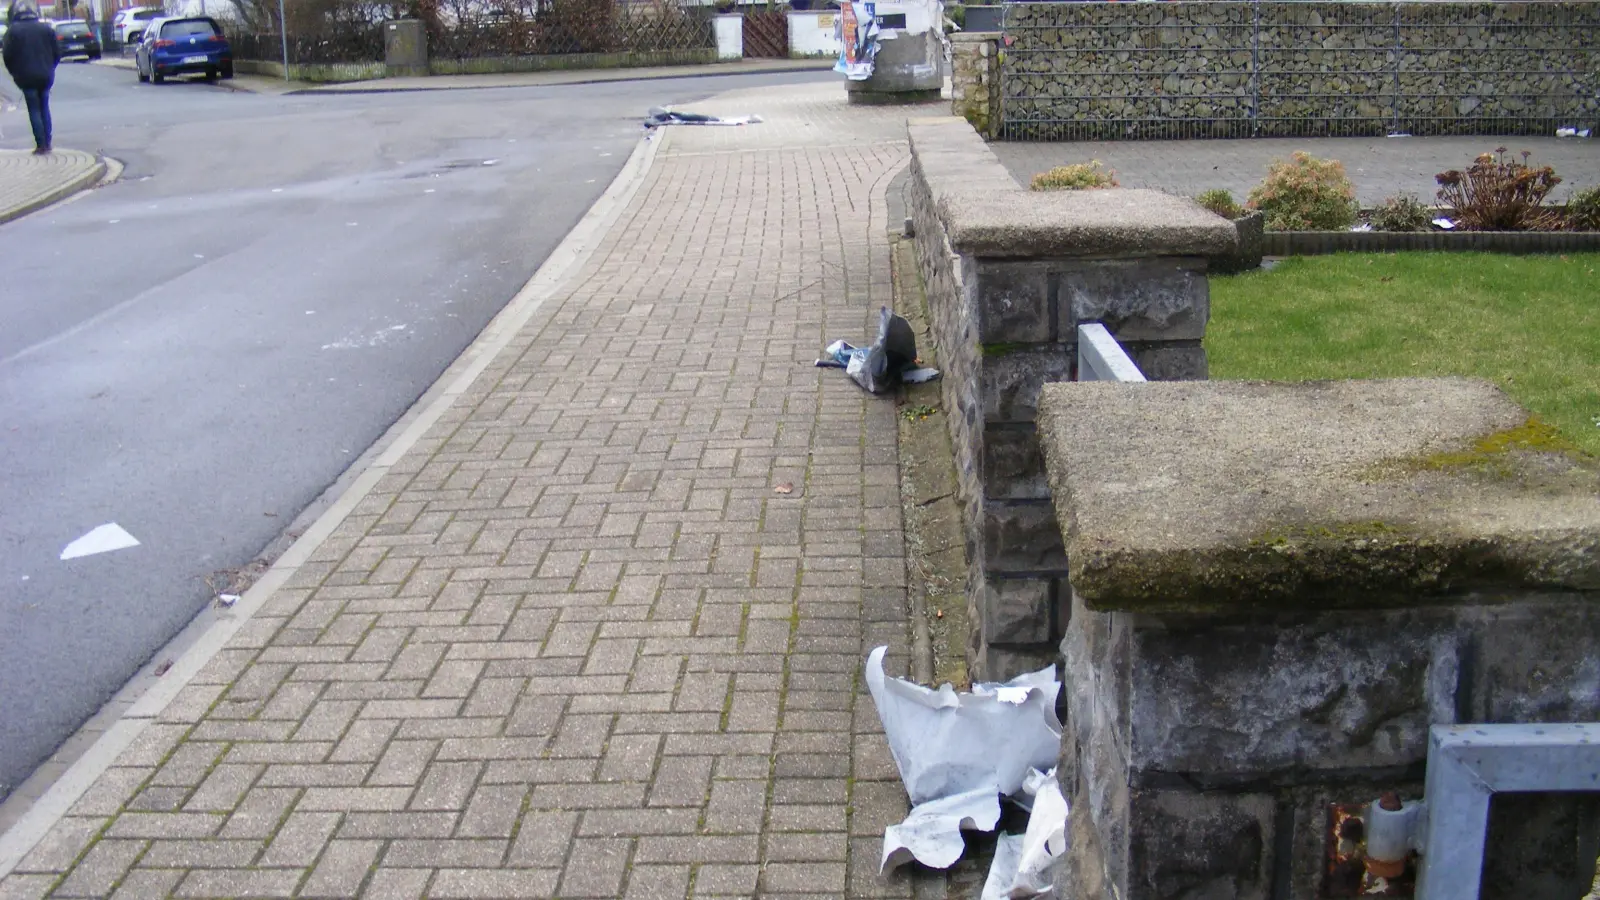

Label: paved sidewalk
[0,82,941,900]
[994,135,1600,205]
[0,149,105,225]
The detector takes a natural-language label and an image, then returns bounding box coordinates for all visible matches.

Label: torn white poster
[61,523,141,560]
[981,834,1028,900]
[644,107,764,128]
[980,768,1068,899]
[864,645,1062,872]
[834,0,880,80]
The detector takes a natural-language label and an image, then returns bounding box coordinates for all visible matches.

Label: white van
[113,7,163,44]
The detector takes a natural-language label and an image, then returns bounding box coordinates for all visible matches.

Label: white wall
[786,9,840,58]
[713,13,742,60]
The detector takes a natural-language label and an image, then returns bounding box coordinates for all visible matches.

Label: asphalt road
[0,62,830,802]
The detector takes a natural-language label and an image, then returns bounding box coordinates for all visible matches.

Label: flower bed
[1197,148,1600,261]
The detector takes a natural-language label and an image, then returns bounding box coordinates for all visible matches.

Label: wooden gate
[742,9,789,58]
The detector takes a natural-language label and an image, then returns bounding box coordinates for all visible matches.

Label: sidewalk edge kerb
[0,157,106,227]
[295,60,833,95]
[0,129,662,881]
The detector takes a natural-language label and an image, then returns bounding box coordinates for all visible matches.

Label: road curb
[293,61,834,95]
[0,156,107,227]
[0,128,664,881]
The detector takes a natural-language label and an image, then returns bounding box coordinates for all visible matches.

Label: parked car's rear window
[57,22,90,36]
[160,19,218,38]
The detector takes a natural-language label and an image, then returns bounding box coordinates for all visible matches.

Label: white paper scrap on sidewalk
[981,767,1069,899]
[981,834,1028,900]
[60,523,141,560]
[863,645,1062,872]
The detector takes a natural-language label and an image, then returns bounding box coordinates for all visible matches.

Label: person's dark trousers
[20,86,52,151]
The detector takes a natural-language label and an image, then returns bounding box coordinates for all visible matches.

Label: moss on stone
[1364,416,1592,482]
[961,105,990,135]
[980,342,1028,358]
[1250,520,1411,548]
[1072,531,1510,615]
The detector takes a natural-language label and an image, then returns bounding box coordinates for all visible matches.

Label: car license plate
[183,54,208,64]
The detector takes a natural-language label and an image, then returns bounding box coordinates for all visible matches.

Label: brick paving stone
[429,868,559,899]
[51,840,147,898]
[14,817,101,873]
[67,768,151,818]
[258,811,340,867]
[0,148,102,223]
[623,864,691,900]
[140,838,263,868]
[174,868,301,898]
[0,875,54,900]
[557,838,633,897]
[456,785,527,838]
[29,82,931,900]
[107,869,185,900]
[361,867,431,899]
[301,839,383,897]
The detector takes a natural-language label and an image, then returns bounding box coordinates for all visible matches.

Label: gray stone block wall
[1058,591,1600,899]
[1038,378,1600,900]
[906,119,1234,679]
[998,1,1600,140]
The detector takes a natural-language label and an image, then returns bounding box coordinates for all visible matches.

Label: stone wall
[999,1,1600,140]
[1037,378,1600,899]
[950,32,1001,138]
[234,59,387,83]
[905,118,1233,679]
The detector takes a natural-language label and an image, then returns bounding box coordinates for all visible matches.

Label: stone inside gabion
[969,1,1598,141]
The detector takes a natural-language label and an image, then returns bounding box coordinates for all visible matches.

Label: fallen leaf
[935,609,943,619]
[154,659,173,676]
[774,483,794,495]
[1380,276,1395,283]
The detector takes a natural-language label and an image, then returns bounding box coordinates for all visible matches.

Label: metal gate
[743,9,790,58]
[997,1,1600,141]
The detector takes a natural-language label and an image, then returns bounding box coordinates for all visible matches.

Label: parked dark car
[53,19,102,61]
[136,16,233,83]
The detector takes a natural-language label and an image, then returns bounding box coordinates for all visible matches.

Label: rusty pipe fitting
[1364,793,1417,880]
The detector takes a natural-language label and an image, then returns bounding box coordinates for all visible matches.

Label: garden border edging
[1265,229,1600,256]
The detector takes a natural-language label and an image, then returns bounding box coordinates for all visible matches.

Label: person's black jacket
[2,12,61,90]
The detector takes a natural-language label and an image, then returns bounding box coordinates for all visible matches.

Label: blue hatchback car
[136,16,233,83]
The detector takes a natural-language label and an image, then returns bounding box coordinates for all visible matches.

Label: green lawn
[1206,252,1600,456]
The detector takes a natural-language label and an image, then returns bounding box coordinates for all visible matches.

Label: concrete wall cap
[1037,378,1600,613]
[909,120,1237,258]
[943,190,1238,258]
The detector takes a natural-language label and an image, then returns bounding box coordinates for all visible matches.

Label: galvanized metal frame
[1417,723,1600,900]
[1076,323,1145,383]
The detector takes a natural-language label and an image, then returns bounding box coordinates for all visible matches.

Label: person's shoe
[32,146,50,155]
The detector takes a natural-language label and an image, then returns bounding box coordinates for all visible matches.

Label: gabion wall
[999,1,1600,140]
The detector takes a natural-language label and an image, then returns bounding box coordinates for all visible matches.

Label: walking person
[3,0,61,154]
